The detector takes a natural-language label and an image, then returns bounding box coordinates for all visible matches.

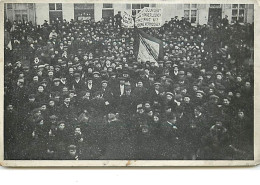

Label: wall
[35,3,49,25]
[63,3,74,22]
[247,4,254,24]
[31,3,256,26]
[198,4,209,25]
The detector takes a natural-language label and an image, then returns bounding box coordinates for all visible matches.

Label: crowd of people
[4,13,254,160]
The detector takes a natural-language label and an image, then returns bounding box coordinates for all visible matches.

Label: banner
[136,7,163,28]
[135,29,164,66]
[121,11,134,28]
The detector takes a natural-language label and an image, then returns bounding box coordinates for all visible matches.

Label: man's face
[166,95,173,101]
[102,82,108,88]
[245,82,251,88]
[184,97,190,103]
[236,93,241,98]
[216,75,222,80]
[38,86,44,92]
[49,101,55,107]
[48,71,54,77]
[144,103,151,109]
[69,93,75,98]
[137,82,143,88]
[238,111,244,118]
[54,81,60,86]
[153,116,159,122]
[64,98,70,104]
[41,105,47,111]
[29,97,35,102]
[108,112,116,120]
[223,99,230,106]
[196,93,203,99]
[237,77,242,82]
[69,149,76,156]
[33,76,38,82]
[7,105,13,111]
[126,90,131,95]
[75,128,81,135]
[59,123,65,130]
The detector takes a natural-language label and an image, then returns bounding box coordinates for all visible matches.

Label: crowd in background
[4,14,254,160]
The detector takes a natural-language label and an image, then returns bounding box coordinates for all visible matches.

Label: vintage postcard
[0,0,259,166]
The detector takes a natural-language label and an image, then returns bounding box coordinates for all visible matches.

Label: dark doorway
[74,4,94,21]
[208,8,222,27]
[49,11,63,23]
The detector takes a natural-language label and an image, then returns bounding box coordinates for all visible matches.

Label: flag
[134,29,163,66]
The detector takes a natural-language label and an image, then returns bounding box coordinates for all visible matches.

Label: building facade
[4,3,254,26]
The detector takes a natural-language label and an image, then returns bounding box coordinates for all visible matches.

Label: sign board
[78,16,92,21]
[136,7,163,28]
[121,11,134,28]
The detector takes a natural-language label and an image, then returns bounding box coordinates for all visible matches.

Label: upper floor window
[232,4,245,23]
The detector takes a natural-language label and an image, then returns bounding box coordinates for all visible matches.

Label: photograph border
[0,0,259,167]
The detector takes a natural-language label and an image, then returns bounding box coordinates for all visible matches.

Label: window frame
[49,3,63,11]
[184,4,198,24]
[103,3,113,9]
[231,4,246,23]
[131,3,150,14]
[102,3,114,19]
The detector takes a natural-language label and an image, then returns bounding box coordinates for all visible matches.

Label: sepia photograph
[1,0,259,166]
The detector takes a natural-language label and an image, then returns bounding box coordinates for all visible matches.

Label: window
[74,4,94,9]
[131,4,149,14]
[103,4,113,9]
[56,3,62,10]
[49,3,63,23]
[102,3,114,19]
[74,4,94,21]
[210,4,221,8]
[232,4,245,23]
[7,3,12,9]
[5,3,36,24]
[28,3,34,9]
[49,3,62,11]
[184,4,198,24]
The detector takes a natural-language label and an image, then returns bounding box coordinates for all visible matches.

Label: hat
[58,120,65,125]
[210,95,219,99]
[101,80,108,84]
[137,104,143,109]
[196,90,205,95]
[38,65,45,69]
[93,71,100,75]
[179,71,185,75]
[68,145,77,150]
[166,92,174,97]
[206,71,213,75]
[29,94,36,99]
[118,77,125,81]
[216,72,223,76]
[74,73,80,77]
[53,78,60,82]
[50,115,58,120]
[175,94,183,100]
